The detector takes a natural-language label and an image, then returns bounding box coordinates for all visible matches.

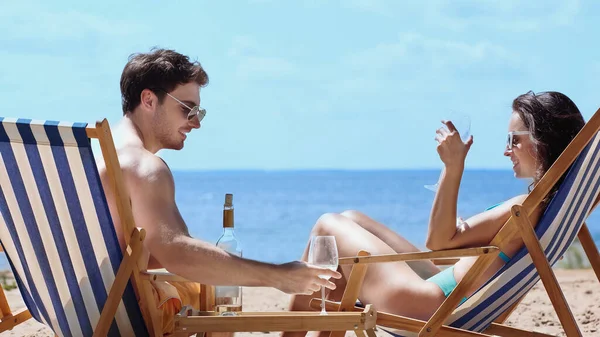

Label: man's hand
[275,261,342,295]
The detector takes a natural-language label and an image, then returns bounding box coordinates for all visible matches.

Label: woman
[283,91,585,336]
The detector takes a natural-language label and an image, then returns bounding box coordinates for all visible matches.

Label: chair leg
[0,309,32,332]
[0,282,12,318]
[512,205,582,337]
[329,250,371,337]
[577,223,600,283]
[93,228,145,337]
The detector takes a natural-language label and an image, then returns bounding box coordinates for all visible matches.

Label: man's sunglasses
[162,91,206,122]
[506,131,531,151]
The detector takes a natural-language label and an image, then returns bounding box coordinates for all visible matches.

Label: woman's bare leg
[340,210,441,279]
[283,213,445,337]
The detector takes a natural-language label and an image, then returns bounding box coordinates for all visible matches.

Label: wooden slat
[511,205,582,337]
[418,228,517,336]
[522,107,600,212]
[0,310,32,332]
[200,284,215,311]
[86,126,98,139]
[433,259,460,265]
[310,300,486,337]
[484,322,555,337]
[139,269,192,283]
[365,328,377,337]
[94,227,145,337]
[95,119,162,336]
[577,223,600,283]
[0,283,12,318]
[330,250,371,337]
[354,329,366,337]
[95,119,136,246]
[174,306,376,333]
[339,247,498,265]
[338,250,370,311]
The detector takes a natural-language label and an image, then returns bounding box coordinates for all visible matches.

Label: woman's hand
[435,120,474,169]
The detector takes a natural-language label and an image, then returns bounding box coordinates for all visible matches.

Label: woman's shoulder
[506,194,528,205]
[485,194,528,212]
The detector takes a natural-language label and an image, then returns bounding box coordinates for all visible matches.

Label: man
[98,48,340,335]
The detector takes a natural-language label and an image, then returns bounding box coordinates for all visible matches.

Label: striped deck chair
[0,118,377,337]
[322,107,600,337]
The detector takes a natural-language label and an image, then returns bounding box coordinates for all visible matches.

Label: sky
[1,0,599,170]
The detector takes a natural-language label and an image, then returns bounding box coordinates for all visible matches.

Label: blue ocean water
[2,170,599,269]
[172,169,600,264]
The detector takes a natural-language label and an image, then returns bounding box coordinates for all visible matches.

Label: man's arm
[125,155,339,294]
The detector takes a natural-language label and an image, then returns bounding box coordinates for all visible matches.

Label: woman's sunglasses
[506,131,531,151]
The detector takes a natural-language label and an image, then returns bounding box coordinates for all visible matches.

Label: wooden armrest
[432,259,460,265]
[139,268,192,283]
[338,246,499,265]
[174,304,376,332]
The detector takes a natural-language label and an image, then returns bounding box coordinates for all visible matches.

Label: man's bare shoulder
[116,146,173,187]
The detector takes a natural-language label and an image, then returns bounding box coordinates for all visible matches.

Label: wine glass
[308,236,339,315]
[424,112,472,192]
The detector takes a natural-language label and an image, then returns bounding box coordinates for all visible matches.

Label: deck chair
[314,107,600,337]
[0,117,377,337]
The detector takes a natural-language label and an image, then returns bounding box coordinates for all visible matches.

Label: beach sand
[0,269,598,337]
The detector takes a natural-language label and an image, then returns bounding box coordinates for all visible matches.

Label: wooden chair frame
[0,119,377,336]
[319,108,600,337]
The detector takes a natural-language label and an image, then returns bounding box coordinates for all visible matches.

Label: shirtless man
[98,48,340,335]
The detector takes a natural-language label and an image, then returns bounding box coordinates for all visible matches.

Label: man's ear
[140,89,156,111]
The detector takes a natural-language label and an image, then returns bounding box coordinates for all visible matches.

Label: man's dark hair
[120,48,209,114]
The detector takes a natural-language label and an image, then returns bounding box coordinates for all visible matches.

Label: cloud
[343,0,580,32]
[344,32,516,74]
[229,36,298,79]
[0,2,148,41]
[427,0,580,32]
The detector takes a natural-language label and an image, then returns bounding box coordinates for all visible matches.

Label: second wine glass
[308,236,339,315]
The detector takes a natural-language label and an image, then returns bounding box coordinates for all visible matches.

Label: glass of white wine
[308,236,339,315]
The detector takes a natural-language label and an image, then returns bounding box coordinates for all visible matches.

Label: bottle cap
[224,193,233,207]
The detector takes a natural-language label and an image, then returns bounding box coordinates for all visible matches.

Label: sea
[1,169,599,269]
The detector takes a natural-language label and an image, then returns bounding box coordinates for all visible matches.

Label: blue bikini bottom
[427,252,511,306]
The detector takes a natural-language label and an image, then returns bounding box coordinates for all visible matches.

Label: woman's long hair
[512,91,585,206]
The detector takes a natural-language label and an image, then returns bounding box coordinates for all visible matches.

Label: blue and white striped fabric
[0,118,148,337]
[388,131,600,337]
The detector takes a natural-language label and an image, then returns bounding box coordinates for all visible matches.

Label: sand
[0,269,598,337]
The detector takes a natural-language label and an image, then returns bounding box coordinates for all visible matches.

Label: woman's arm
[425,120,472,250]
[426,165,464,250]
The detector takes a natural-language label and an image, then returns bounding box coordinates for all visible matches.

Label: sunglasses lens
[188,107,206,121]
[197,108,206,122]
[506,134,512,150]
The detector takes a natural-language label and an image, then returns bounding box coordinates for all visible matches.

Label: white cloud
[345,32,515,72]
[342,0,580,32]
[0,2,148,41]
[427,0,580,32]
[229,36,298,79]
